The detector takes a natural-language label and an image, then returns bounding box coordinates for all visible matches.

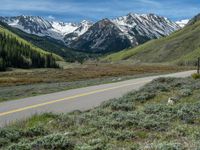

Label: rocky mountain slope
[71,13,180,53]
[0,13,180,53]
[0,16,92,41]
[103,14,200,65]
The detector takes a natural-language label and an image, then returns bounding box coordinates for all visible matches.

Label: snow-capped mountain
[70,13,181,53]
[0,13,180,53]
[176,19,189,28]
[0,16,91,40]
[70,19,132,53]
[112,13,180,43]
[64,20,93,45]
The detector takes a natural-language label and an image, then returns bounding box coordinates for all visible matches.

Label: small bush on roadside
[192,73,200,80]
[23,126,48,137]
[8,143,32,150]
[139,114,169,131]
[177,103,200,124]
[153,142,183,150]
[134,91,156,102]
[179,89,192,97]
[0,128,22,147]
[32,133,75,150]
[110,101,135,111]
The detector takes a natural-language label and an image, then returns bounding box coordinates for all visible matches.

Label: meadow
[0,63,191,102]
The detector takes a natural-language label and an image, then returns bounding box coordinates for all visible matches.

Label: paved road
[0,70,195,127]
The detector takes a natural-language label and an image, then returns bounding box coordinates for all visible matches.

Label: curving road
[0,70,195,127]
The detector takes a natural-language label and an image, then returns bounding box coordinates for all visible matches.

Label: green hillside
[103,19,200,65]
[1,22,98,63]
[0,23,63,71]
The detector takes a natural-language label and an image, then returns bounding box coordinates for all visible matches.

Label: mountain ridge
[0,13,180,53]
[103,16,200,65]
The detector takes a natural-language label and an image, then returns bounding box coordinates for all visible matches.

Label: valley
[0,63,191,102]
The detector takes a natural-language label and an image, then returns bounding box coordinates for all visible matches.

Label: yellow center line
[0,80,149,117]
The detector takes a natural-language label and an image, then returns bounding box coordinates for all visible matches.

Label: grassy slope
[103,20,200,65]
[1,77,200,149]
[1,22,98,62]
[0,25,63,61]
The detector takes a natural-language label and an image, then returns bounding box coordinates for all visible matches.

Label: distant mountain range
[0,13,181,53]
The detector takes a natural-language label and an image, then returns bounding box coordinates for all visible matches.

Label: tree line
[0,32,59,71]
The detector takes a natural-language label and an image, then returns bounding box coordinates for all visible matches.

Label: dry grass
[0,63,192,86]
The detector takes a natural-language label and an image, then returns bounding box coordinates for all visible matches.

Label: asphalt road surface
[0,70,195,127]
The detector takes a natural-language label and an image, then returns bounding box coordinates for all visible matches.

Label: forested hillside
[0,24,63,71]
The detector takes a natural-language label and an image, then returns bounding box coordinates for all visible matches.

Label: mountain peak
[176,19,189,28]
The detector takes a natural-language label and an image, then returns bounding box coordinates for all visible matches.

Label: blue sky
[1,0,200,22]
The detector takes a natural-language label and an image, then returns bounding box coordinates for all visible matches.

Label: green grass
[103,20,200,65]
[1,77,200,149]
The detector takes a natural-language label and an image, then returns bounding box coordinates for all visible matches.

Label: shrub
[0,128,22,145]
[177,103,200,124]
[8,143,32,150]
[110,101,135,111]
[192,73,200,80]
[179,89,192,97]
[138,114,169,131]
[134,91,155,102]
[23,126,48,137]
[32,133,75,150]
[153,142,183,150]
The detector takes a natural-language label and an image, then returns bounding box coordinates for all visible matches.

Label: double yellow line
[0,80,148,117]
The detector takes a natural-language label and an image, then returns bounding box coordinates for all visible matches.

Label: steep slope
[112,13,180,42]
[0,16,90,41]
[70,14,180,53]
[64,20,93,45]
[0,22,63,71]
[103,15,200,65]
[70,19,132,53]
[0,21,96,63]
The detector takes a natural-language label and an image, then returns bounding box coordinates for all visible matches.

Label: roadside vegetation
[1,76,200,149]
[0,63,191,102]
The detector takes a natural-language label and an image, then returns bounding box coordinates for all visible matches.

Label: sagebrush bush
[179,89,192,97]
[0,128,22,147]
[23,126,48,137]
[8,143,32,150]
[110,101,135,111]
[192,73,200,80]
[32,133,75,150]
[153,142,183,150]
[134,91,156,102]
[177,103,200,124]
